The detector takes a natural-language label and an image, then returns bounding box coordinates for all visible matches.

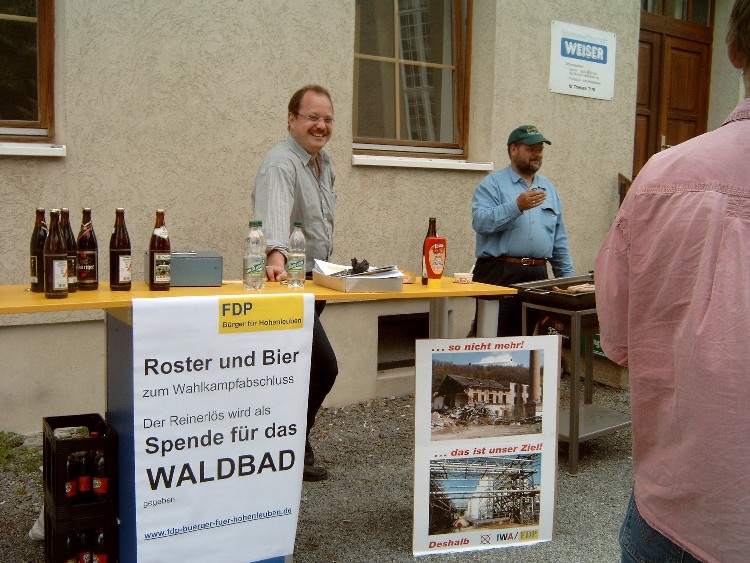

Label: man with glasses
[252,84,338,481]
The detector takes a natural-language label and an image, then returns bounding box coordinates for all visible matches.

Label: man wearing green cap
[471,125,575,336]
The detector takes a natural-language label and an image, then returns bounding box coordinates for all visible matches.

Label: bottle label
[428,242,446,275]
[118,255,132,283]
[78,474,92,494]
[52,259,68,289]
[287,257,305,274]
[67,256,78,285]
[93,476,108,495]
[65,479,77,498]
[30,256,38,283]
[77,251,98,285]
[93,554,108,563]
[153,226,169,239]
[80,221,94,237]
[153,253,171,283]
[244,258,265,276]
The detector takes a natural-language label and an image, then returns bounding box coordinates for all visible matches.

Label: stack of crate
[43,413,118,563]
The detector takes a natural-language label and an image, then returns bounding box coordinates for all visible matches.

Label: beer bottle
[92,528,108,563]
[77,530,92,563]
[109,208,132,291]
[30,208,48,293]
[44,209,69,299]
[60,208,78,292]
[148,209,171,291]
[64,533,78,563]
[77,450,94,504]
[421,217,437,285]
[92,447,108,501]
[77,207,99,290]
[65,454,78,503]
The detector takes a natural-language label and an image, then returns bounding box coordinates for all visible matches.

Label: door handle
[660,135,673,151]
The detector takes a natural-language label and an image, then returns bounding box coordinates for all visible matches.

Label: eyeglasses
[294,113,334,125]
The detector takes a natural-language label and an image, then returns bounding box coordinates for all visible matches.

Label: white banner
[132,294,313,563]
[413,336,560,557]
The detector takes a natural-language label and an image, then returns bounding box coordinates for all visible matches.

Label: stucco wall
[709,0,747,128]
[0,0,733,432]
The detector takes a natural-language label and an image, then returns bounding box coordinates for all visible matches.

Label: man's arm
[253,159,296,280]
[471,175,523,234]
[550,213,575,277]
[594,214,630,366]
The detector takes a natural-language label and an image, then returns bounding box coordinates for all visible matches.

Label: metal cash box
[144,250,223,287]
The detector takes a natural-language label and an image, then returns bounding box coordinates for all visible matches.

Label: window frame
[352,0,472,160]
[0,0,55,143]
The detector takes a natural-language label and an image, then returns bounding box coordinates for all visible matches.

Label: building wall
[709,0,747,128]
[0,0,738,432]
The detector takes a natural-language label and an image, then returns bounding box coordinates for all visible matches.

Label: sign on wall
[131,294,313,563]
[549,21,616,101]
[412,336,560,557]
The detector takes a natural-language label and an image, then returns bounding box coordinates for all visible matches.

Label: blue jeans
[620,492,702,563]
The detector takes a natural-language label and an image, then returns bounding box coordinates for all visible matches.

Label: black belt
[490,256,547,266]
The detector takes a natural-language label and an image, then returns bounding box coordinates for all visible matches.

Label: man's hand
[266,249,288,282]
[517,189,546,212]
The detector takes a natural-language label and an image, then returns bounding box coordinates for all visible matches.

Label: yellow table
[0,278,515,338]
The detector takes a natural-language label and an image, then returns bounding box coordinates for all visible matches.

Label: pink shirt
[594,98,750,563]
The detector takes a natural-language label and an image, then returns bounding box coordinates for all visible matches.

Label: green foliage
[0,431,41,474]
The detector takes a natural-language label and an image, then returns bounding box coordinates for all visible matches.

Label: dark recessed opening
[377,312,429,371]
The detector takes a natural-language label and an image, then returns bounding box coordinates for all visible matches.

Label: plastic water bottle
[286,222,306,288]
[243,220,266,290]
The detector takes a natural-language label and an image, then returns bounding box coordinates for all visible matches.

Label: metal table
[521,302,631,474]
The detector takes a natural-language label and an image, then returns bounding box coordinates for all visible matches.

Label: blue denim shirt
[471,166,574,277]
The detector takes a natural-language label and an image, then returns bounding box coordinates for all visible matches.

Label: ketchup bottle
[424,233,447,289]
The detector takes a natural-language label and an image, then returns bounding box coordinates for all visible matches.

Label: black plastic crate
[43,413,118,521]
[43,509,118,563]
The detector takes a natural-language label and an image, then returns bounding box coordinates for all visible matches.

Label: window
[353,0,471,158]
[641,0,712,27]
[0,0,54,142]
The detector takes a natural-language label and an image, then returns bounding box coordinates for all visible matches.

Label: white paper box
[313,271,403,293]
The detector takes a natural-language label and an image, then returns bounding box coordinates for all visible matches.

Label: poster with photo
[412,336,560,557]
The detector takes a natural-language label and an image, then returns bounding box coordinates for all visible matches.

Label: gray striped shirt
[252,136,336,268]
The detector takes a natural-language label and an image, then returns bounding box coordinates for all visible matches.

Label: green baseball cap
[507,125,551,146]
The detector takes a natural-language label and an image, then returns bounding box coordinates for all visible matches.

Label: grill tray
[513,274,595,310]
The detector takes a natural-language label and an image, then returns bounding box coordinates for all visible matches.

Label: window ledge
[352,154,493,171]
[0,142,66,157]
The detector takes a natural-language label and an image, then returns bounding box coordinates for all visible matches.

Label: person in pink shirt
[594,2,750,561]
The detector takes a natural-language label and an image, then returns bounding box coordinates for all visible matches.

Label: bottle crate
[43,509,118,563]
[43,413,118,522]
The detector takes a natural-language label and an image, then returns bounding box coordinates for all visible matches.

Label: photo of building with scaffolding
[428,455,541,535]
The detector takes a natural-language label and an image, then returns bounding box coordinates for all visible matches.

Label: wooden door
[633,14,712,176]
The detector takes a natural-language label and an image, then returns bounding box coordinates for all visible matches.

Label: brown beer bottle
[77,207,99,290]
[60,208,78,292]
[421,217,437,285]
[44,209,68,298]
[148,209,171,291]
[109,208,132,291]
[29,207,48,293]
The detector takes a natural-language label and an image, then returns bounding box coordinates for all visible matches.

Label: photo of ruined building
[430,349,544,439]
